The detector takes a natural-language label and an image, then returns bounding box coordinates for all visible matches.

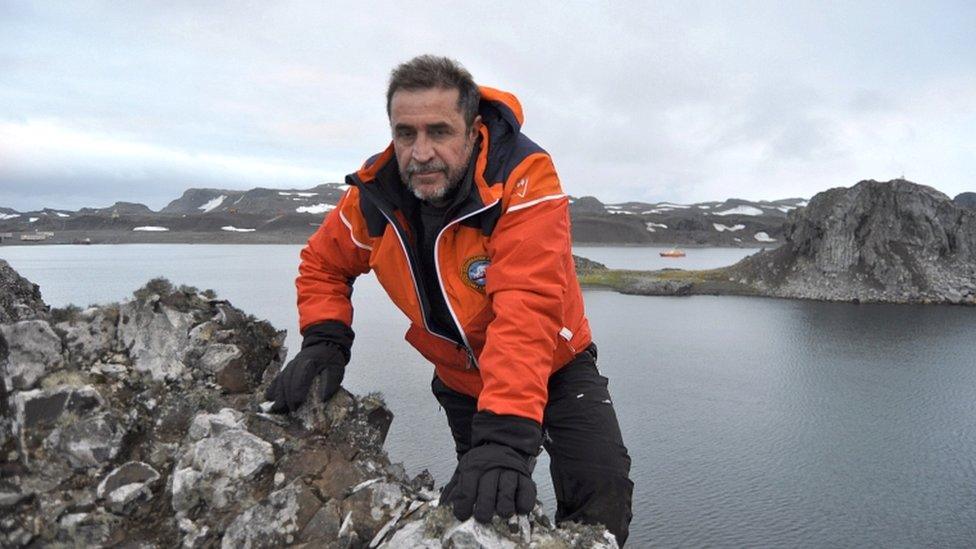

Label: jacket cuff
[301,320,355,364]
[471,411,542,457]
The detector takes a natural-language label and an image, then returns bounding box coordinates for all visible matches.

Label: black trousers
[431,345,634,545]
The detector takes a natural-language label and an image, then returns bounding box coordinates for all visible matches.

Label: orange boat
[659,248,686,258]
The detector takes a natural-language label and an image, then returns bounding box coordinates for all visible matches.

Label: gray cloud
[1,1,975,210]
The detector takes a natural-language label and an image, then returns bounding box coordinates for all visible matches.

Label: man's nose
[411,133,434,163]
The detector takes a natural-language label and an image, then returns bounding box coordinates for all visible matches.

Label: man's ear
[470,115,483,138]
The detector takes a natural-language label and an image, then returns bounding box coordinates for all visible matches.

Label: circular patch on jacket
[462,256,490,292]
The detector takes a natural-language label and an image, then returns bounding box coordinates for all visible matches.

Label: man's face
[390,87,480,204]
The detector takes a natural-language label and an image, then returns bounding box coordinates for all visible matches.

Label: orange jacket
[296,87,592,423]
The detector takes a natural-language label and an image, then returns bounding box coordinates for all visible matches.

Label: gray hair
[386,55,480,128]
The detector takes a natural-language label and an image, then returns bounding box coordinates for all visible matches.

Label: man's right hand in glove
[264,320,353,413]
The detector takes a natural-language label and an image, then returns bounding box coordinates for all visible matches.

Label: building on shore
[20,232,53,242]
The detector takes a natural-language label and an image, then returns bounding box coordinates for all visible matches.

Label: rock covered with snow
[0,268,616,547]
[731,179,976,304]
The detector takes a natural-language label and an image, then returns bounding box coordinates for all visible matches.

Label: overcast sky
[2,1,974,211]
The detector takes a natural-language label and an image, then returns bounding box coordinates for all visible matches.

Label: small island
[577,179,976,306]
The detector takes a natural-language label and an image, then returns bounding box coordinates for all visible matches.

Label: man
[266,55,633,544]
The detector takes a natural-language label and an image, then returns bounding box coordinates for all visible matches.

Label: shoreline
[577,267,976,306]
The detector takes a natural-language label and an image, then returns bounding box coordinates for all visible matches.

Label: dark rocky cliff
[955,192,976,210]
[0,260,47,323]
[0,272,615,547]
[730,179,976,304]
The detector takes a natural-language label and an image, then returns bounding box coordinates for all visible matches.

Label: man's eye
[396,129,415,140]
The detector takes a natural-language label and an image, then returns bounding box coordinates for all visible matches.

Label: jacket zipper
[350,176,472,358]
[351,173,500,371]
[433,199,500,370]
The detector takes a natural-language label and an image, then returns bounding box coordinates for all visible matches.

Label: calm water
[3,244,975,547]
[572,245,763,271]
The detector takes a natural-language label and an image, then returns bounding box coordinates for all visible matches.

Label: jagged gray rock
[0,259,47,323]
[57,307,119,367]
[170,410,275,513]
[96,461,161,514]
[45,410,128,469]
[954,192,976,210]
[2,320,64,390]
[731,179,976,304]
[0,269,616,547]
[220,479,325,548]
[117,297,194,381]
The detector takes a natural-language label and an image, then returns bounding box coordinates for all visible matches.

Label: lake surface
[3,244,975,547]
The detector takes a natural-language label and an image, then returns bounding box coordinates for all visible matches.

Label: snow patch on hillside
[55,212,70,218]
[29,217,39,223]
[645,222,668,232]
[133,226,169,232]
[279,191,318,197]
[296,204,335,214]
[713,223,745,232]
[754,232,776,242]
[712,206,764,216]
[199,195,226,213]
[221,226,255,232]
[0,213,21,220]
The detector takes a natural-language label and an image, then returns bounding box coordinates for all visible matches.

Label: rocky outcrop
[570,196,609,215]
[0,260,47,323]
[730,179,976,304]
[0,272,615,547]
[573,255,608,273]
[955,192,976,210]
[78,202,155,216]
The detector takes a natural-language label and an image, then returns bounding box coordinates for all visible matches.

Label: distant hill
[78,202,155,215]
[160,184,345,216]
[569,195,807,246]
[0,182,808,247]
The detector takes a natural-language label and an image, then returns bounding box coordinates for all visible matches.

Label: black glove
[441,411,542,523]
[264,321,353,413]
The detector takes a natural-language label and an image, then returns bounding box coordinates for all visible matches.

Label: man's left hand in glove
[441,411,542,523]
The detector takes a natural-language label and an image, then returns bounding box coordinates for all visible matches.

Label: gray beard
[402,148,472,205]
[407,174,459,205]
